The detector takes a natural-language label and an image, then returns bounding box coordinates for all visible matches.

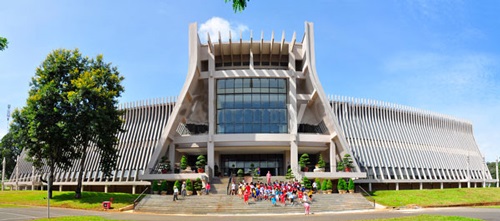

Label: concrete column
[104,185,108,193]
[395,183,399,191]
[59,185,63,192]
[440,182,443,189]
[330,141,336,173]
[290,140,298,177]
[459,182,462,188]
[168,143,175,172]
[284,151,291,175]
[207,142,215,177]
[474,182,477,188]
[207,54,215,178]
[419,182,423,190]
[132,185,136,194]
[368,183,372,192]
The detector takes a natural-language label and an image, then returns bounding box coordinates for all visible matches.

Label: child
[271,194,277,206]
[244,190,250,205]
[303,202,310,215]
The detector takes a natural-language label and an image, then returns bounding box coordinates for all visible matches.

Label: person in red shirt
[243,190,250,205]
[298,191,303,203]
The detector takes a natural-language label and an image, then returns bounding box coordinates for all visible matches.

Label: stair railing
[226,174,233,195]
[133,186,149,210]
[356,185,375,208]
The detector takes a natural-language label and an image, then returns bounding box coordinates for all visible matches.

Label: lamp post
[496,156,499,188]
[1,157,5,191]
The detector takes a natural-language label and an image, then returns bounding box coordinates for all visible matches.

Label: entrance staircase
[135,192,374,215]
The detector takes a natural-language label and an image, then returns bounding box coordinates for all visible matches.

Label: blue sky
[0,0,499,161]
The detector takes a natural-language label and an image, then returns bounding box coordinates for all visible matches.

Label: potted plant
[152,180,160,194]
[174,180,181,194]
[196,155,206,173]
[302,176,312,190]
[348,178,355,193]
[159,156,171,174]
[299,153,311,172]
[314,178,321,193]
[342,154,354,172]
[160,180,168,195]
[237,169,244,182]
[314,154,326,172]
[336,161,345,172]
[337,179,347,194]
[186,179,194,195]
[326,179,333,194]
[285,168,295,180]
[180,155,188,171]
[321,179,328,194]
[194,178,203,195]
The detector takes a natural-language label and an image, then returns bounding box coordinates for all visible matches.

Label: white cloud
[198,17,249,43]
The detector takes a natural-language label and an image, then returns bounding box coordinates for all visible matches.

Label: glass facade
[216,78,288,134]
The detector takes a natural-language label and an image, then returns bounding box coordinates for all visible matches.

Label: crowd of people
[230,171,315,215]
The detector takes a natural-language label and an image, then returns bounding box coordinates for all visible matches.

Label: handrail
[226,174,233,195]
[356,185,375,208]
[133,186,149,210]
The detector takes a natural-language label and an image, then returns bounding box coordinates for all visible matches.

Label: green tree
[225,0,249,12]
[0,131,22,179]
[299,153,310,170]
[487,161,499,179]
[66,50,124,199]
[19,49,124,199]
[0,37,7,51]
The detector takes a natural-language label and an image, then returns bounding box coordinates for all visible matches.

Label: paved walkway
[1,206,499,221]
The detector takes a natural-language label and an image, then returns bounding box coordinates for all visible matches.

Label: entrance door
[221,154,283,176]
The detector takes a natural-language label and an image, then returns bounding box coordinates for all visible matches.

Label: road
[0,207,499,221]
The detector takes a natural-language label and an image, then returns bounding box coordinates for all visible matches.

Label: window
[216,78,288,134]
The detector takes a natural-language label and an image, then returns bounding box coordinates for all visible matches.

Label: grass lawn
[35,216,117,221]
[0,191,141,210]
[359,214,482,221]
[371,188,500,207]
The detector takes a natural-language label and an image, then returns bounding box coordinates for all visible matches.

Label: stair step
[136,193,374,214]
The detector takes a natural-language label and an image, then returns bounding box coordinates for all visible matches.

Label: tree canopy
[0,37,7,51]
[14,48,124,198]
[225,0,249,12]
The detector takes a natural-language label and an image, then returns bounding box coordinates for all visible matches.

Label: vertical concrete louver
[331,96,494,189]
[7,98,176,192]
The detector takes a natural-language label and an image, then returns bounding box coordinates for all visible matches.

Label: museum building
[5,22,494,193]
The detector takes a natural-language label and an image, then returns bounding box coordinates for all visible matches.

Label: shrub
[180,155,188,170]
[348,178,355,190]
[327,179,333,190]
[302,176,312,190]
[337,161,344,172]
[317,154,326,168]
[161,180,168,192]
[285,168,295,180]
[342,154,353,169]
[314,178,321,187]
[186,179,193,191]
[299,153,310,169]
[194,178,203,191]
[174,180,181,192]
[321,179,328,191]
[196,155,206,169]
[152,180,160,192]
[337,179,346,191]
